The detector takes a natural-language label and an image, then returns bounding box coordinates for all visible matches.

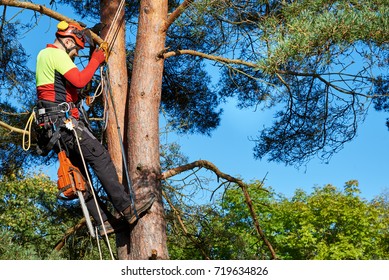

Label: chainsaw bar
[77,190,95,238]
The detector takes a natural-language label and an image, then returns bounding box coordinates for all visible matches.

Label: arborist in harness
[35,21,155,236]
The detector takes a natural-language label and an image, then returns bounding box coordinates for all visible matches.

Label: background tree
[0,0,388,259]
[271,180,389,259]
[170,180,389,260]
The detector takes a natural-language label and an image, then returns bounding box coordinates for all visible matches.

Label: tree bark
[126,0,168,259]
[100,0,130,260]
[100,0,127,182]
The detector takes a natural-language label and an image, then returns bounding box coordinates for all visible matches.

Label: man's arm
[64,49,106,88]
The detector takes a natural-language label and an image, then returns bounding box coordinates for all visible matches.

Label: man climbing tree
[34,20,155,237]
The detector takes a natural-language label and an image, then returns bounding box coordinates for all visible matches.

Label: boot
[122,193,155,225]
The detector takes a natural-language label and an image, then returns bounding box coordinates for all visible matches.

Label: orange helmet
[56,21,85,49]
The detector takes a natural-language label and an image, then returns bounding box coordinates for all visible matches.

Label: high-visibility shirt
[36,44,100,118]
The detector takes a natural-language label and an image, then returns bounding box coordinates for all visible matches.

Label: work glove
[91,48,106,65]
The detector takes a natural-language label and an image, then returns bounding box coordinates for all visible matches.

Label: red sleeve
[63,58,100,88]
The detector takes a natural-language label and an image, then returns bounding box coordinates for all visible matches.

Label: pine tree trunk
[126,0,169,259]
[100,0,127,181]
[100,0,131,260]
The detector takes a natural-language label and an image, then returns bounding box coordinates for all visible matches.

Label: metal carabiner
[59,102,71,113]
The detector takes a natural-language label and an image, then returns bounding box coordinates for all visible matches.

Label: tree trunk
[126,0,168,259]
[100,0,131,260]
[100,0,127,180]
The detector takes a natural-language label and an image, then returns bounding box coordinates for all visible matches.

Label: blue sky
[163,101,389,201]
[8,1,389,201]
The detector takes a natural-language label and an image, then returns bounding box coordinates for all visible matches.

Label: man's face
[65,38,81,58]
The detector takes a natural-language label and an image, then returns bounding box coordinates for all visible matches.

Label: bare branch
[162,189,211,260]
[0,0,104,45]
[160,48,260,69]
[163,0,193,33]
[161,49,386,99]
[0,119,28,135]
[160,159,277,259]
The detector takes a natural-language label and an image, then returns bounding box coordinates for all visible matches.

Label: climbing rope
[101,65,138,219]
[86,0,139,216]
[103,0,126,55]
[70,122,115,260]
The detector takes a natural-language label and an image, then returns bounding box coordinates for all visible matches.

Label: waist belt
[36,101,76,117]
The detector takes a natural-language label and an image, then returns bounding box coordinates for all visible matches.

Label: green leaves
[269,181,389,259]
[167,180,389,259]
[1,172,388,260]
[0,173,83,259]
[263,0,389,68]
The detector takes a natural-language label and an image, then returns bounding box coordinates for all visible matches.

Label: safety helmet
[56,21,85,49]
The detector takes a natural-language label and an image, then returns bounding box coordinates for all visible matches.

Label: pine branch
[163,0,194,32]
[0,119,28,135]
[0,0,105,45]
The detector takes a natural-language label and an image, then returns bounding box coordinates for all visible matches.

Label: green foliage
[203,0,388,164]
[272,181,389,259]
[167,180,389,260]
[167,180,276,260]
[262,1,389,68]
[1,171,388,260]
[0,229,64,260]
[0,173,102,260]
[0,173,58,258]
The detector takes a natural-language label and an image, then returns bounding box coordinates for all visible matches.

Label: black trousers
[58,119,132,225]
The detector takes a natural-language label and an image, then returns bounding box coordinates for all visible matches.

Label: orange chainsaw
[57,150,95,237]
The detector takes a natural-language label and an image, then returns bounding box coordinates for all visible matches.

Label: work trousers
[57,119,132,225]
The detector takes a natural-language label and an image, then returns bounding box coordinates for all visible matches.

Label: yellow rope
[22,111,36,151]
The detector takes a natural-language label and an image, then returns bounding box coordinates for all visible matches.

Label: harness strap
[45,130,62,152]
[36,101,75,116]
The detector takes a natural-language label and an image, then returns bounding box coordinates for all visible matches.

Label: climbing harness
[32,103,98,237]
